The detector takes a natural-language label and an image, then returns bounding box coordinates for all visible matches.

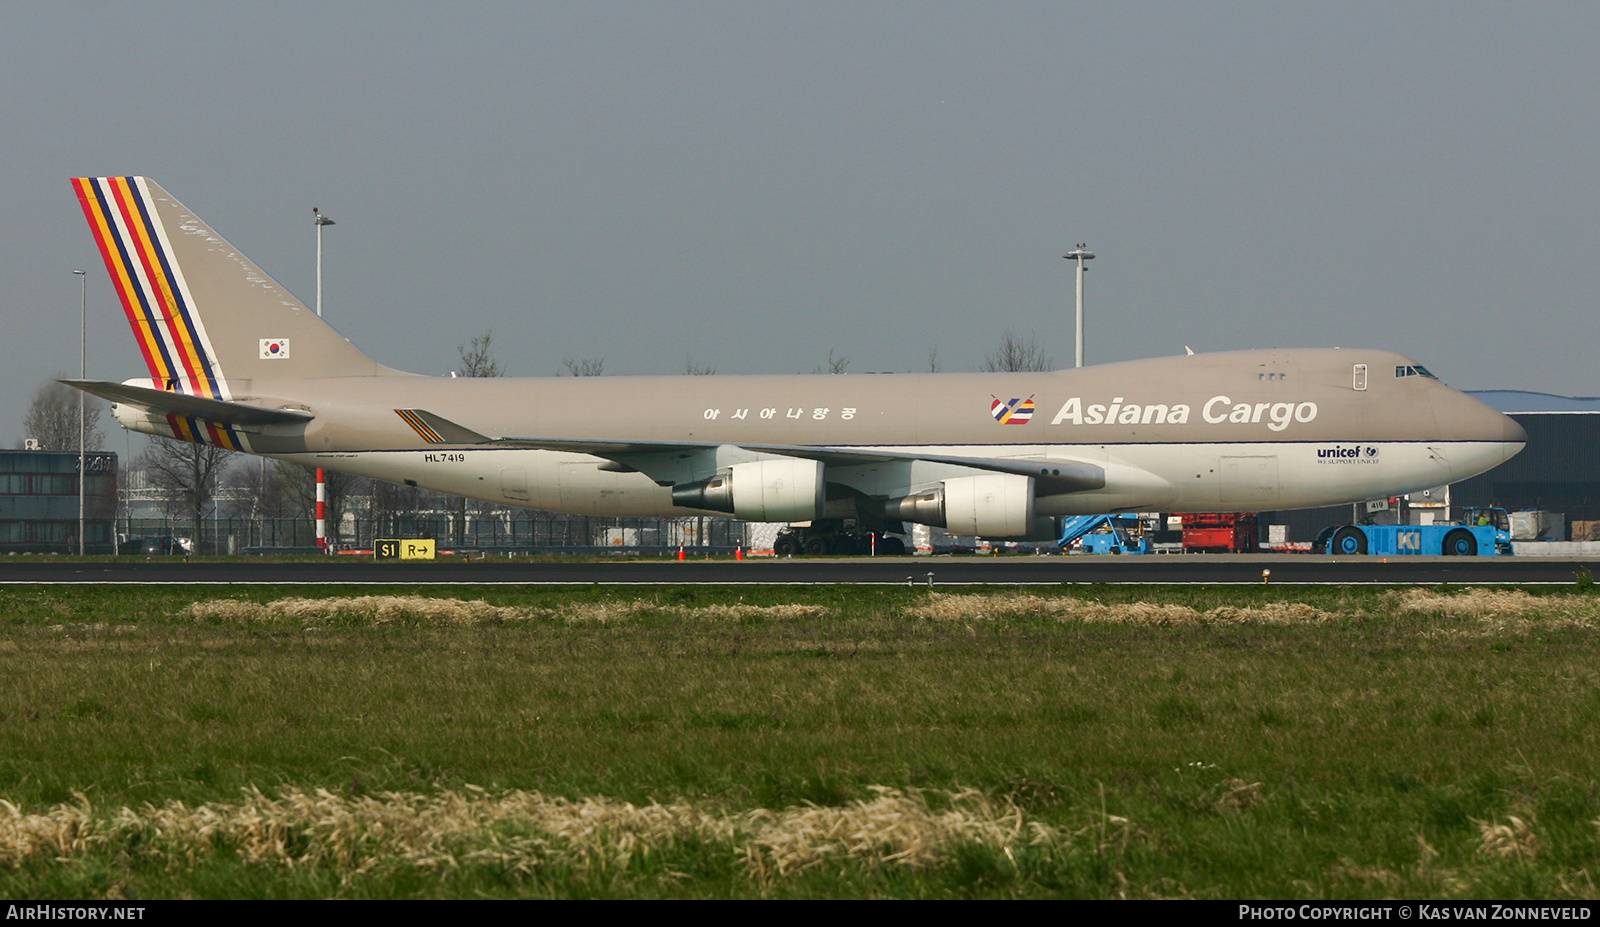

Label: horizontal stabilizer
[394,409,492,445]
[61,379,315,427]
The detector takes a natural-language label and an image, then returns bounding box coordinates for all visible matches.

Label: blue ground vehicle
[1059,513,1150,554]
[1314,507,1511,556]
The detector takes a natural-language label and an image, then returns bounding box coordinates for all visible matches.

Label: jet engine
[670,458,825,522]
[886,473,1054,539]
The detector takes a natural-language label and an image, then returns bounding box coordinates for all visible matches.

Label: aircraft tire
[1442,529,1478,557]
[803,536,829,556]
[773,535,800,557]
[1331,526,1368,556]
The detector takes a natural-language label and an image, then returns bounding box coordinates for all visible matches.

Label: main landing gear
[772,520,908,556]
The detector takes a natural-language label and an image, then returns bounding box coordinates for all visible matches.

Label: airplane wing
[396,409,1106,494]
[382,406,1107,493]
[490,436,1106,495]
[63,379,315,427]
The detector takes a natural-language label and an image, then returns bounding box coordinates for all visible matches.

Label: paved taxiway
[1,556,1596,585]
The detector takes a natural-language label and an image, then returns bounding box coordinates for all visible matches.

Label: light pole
[312,207,335,551]
[74,269,87,556]
[1063,244,1094,368]
[313,207,335,317]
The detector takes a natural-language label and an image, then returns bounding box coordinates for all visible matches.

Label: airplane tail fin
[70,177,400,400]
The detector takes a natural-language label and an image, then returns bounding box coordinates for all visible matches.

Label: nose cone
[1431,387,1526,479]
[1501,411,1529,448]
[1473,396,1527,461]
[1434,387,1523,444]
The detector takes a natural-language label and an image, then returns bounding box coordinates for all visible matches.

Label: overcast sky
[4,2,1597,448]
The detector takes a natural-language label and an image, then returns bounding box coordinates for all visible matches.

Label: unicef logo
[1317,445,1381,464]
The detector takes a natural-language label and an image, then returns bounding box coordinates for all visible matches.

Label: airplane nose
[1502,412,1528,447]
[1468,397,1525,465]
[1431,387,1526,463]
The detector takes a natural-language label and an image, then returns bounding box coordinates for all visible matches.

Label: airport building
[0,449,118,553]
[1262,391,1600,543]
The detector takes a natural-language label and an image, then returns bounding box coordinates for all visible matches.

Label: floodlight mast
[1064,244,1094,368]
[74,269,87,556]
[313,207,335,318]
[311,207,336,552]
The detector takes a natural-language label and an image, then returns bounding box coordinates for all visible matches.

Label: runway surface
[1,555,1597,585]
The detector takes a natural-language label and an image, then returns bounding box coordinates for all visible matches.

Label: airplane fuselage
[114,347,1524,520]
[72,176,1524,537]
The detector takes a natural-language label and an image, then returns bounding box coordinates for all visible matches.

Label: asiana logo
[1317,445,1380,464]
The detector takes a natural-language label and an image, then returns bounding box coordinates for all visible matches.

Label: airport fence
[117,512,750,556]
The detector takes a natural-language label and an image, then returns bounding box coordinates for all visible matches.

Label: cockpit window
[1394,365,1438,379]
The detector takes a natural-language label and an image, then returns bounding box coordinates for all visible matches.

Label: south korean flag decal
[259,338,291,359]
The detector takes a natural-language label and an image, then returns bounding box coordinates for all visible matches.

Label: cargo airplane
[65,177,1526,553]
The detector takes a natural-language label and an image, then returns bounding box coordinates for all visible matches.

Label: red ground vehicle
[1175,513,1258,552]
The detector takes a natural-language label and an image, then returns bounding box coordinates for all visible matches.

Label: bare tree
[223,458,294,548]
[139,437,234,553]
[369,478,441,540]
[457,331,504,378]
[926,346,941,373]
[226,458,291,521]
[561,356,606,376]
[451,331,507,542]
[21,381,105,450]
[814,348,849,375]
[685,355,716,375]
[275,461,360,546]
[980,330,1053,373]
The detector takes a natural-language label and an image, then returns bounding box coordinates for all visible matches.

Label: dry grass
[743,786,1048,878]
[0,797,96,868]
[0,786,1048,881]
[905,593,1330,626]
[1475,815,1540,861]
[185,596,830,627]
[546,602,832,624]
[1211,779,1265,814]
[1391,589,1600,636]
[1394,589,1552,619]
[907,589,1600,633]
[187,596,523,626]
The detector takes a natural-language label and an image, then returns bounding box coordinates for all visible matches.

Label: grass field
[2,582,1599,899]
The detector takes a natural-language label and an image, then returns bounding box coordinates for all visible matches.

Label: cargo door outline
[1220,456,1279,507]
[500,467,530,502]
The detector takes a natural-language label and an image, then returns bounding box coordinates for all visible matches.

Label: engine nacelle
[885,489,944,525]
[943,473,1036,537]
[888,473,1038,537]
[670,458,825,522]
